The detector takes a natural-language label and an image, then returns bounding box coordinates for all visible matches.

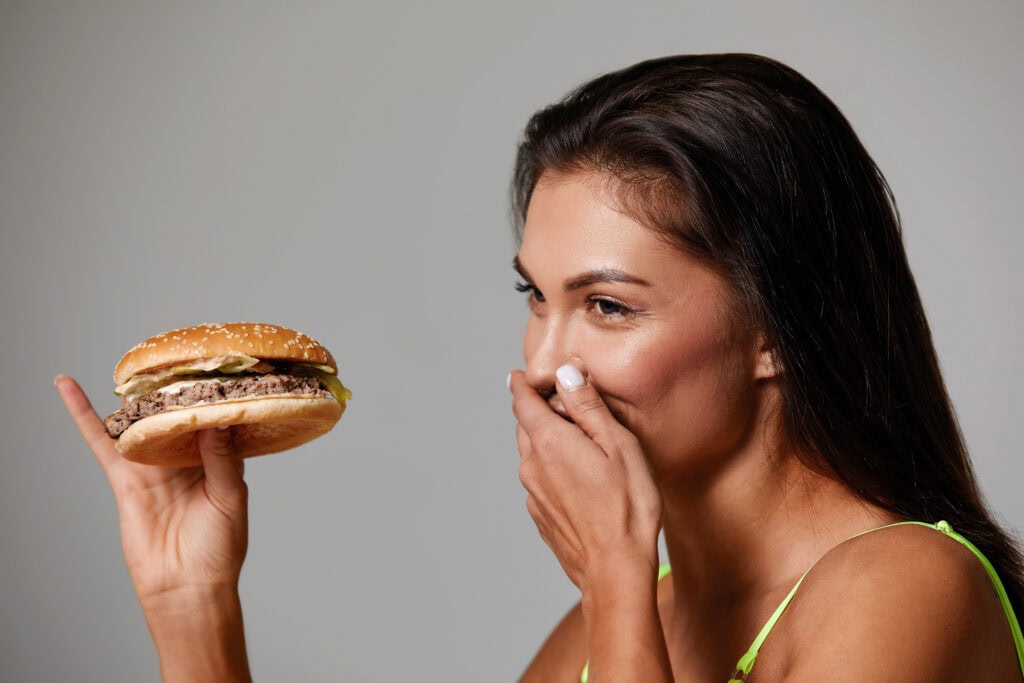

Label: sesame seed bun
[114,322,336,385]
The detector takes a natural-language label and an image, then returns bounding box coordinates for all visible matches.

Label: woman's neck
[646,387,901,679]
[657,406,901,619]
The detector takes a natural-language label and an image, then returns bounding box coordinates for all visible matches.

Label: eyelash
[514,280,545,303]
[513,281,638,320]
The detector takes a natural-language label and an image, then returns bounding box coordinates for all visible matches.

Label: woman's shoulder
[762,522,1021,681]
[518,600,587,683]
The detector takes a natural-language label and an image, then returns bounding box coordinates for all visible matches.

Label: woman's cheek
[584,342,654,430]
[590,335,722,459]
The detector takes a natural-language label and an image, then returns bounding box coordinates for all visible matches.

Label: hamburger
[104,322,350,467]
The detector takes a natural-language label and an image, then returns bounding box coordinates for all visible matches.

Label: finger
[525,496,559,551]
[525,494,544,525]
[517,425,538,494]
[525,495,554,543]
[517,443,565,541]
[55,374,124,477]
[515,423,532,462]
[526,495,583,587]
[554,366,653,487]
[197,428,247,515]
[553,363,624,447]
[509,369,569,436]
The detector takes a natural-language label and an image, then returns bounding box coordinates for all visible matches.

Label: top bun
[114,322,337,384]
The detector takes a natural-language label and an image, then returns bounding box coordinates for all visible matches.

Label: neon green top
[581,521,1024,683]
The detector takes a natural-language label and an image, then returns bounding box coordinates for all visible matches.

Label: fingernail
[506,372,512,390]
[216,425,230,432]
[556,364,585,391]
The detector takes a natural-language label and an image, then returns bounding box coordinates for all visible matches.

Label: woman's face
[516,172,770,479]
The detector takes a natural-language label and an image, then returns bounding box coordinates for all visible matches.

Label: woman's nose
[524,319,575,394]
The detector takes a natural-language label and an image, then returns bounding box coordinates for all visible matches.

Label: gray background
[1,1,1021,681]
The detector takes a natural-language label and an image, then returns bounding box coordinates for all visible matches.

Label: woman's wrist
[580,556,658,621]
[141,584,251,683]
[580,555,671,682]
[579,546,659,603]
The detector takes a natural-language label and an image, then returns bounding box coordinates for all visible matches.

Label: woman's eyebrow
[513,255,650,290]
[563,268,651,290]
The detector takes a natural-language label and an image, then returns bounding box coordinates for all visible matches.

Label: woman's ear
[754,334,782,380]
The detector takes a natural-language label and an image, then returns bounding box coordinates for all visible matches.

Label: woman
[56,53,1024,681]
[508,54,1024,681]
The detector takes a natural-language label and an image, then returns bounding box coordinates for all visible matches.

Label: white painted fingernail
[556,364,585,391]
[506,372,512,389]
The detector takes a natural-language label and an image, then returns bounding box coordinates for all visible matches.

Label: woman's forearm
[142,585,252,683]
[581,561,672,683]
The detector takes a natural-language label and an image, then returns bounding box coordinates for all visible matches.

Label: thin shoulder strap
[923,520,1024,673]
[726,562,813,682]
[728,520,1024,681]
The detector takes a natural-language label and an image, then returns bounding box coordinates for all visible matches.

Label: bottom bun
[114,395,345,467]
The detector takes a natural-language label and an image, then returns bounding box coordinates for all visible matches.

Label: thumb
[554,364,622,447]
[197,427,246,512]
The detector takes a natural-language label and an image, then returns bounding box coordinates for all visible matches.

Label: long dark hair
[511,53,1024,614]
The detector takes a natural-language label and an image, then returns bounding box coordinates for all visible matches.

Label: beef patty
[105,374,330,438]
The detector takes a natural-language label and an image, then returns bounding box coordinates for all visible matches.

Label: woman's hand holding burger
[509,364,671,682]
[56,375,252,683]
[54,323,347,680]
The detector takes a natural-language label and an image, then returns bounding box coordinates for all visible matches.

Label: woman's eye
[514,281,545,303]
[591,297,629,317]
